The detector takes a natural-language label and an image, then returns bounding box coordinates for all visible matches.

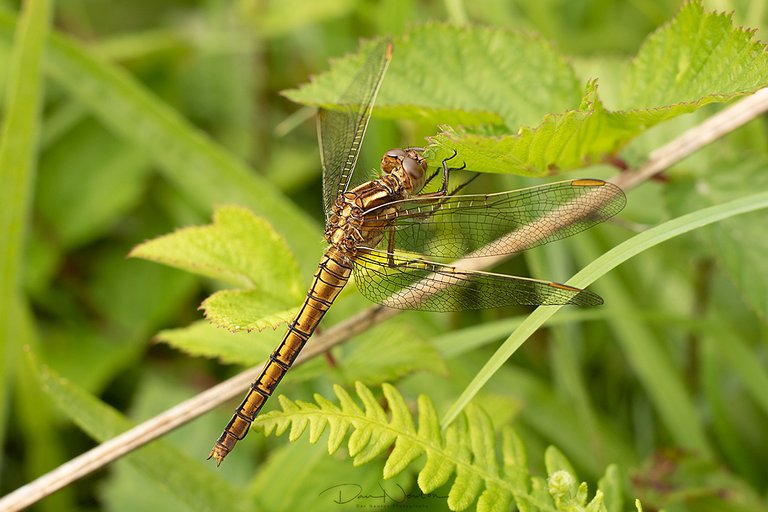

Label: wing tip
[545,282,604,306]
[570,289,604,307]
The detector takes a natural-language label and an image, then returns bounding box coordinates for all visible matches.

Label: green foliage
[668,155,768,318]
[37,119,151,248]
[155,320,282,366]
[620,1,768,108]
[31,353,248,512]
[130,206,303,332]
[335,319,448,385]
[442,189,768,450]
[0,10,324,277]
[255,381,630,512]
[289,3,768,176]
[285,24,580,128]
[4,1,768,511]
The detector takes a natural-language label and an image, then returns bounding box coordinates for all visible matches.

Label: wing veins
[359,180,625,260]
[317,40,392,219]
[352,249,602,311]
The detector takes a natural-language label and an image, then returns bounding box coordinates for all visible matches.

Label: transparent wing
[352,249,602,312]
[317,39,392,219]
[361,179,625,261]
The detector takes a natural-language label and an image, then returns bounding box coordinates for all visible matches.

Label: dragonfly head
[381,148,427,193]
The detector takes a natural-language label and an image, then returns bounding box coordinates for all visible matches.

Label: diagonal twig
[2,87,767,512]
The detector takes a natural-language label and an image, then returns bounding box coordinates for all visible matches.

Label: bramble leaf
[285,24,580,129]
[155,320,282,365]
[289,3,768,177]
[130,206,303,332]
[429,2,768,175]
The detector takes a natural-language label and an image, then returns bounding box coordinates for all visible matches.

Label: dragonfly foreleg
[438,149,466,194]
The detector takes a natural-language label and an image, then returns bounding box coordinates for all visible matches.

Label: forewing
[352,250,602,312]
[317,39,392,219]
[362,179,625,260]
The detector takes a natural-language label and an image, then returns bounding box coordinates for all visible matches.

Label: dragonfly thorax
[326,182,398,257]
[325,149,427,257]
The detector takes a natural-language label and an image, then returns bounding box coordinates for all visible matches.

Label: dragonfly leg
[417,150,466,199]
[439,149,466,195]
[382,225,425,270]
[386,225,396,266]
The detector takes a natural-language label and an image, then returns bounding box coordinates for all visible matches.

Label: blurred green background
[2,0,768,511]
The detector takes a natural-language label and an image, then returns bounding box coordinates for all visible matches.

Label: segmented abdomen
[208,248,352,465]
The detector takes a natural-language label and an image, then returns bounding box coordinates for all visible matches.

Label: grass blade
[0,0,52,460]
[442,191,768,442]
[0,12,322,277]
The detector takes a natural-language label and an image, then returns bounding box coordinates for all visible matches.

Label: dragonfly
[208,40,625,465]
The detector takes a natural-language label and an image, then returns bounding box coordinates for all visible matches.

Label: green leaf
[30,351,248,512]
[36,119,151,248]
[130,206,303,332]
[668,156,768,319]
[546,465,589,511]
[131,206,301,292]
[201,289,298,333]
[598,465,623,512]
[285,24,581,128]
[156,320,282,365]
[545,446,577,477]
[428,81,632,176]
[290,6,768,177]
[619,1,768,108]
[337,319,447,385]
[502,428,532,510]
[432,2,768,175]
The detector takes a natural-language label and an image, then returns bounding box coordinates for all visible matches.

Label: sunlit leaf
[156,320,281,365]
[201,289,298,333]
[130,205,301,292]
[620,1,768,108]
[285,24,580,128]
[289,4,768,177]
[130,206,302,332]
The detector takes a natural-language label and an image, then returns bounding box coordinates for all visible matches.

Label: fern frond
[254,381,622,512]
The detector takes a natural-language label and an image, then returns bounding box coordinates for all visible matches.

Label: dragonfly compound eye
[403,154,427,192]
[381,148,406,174]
